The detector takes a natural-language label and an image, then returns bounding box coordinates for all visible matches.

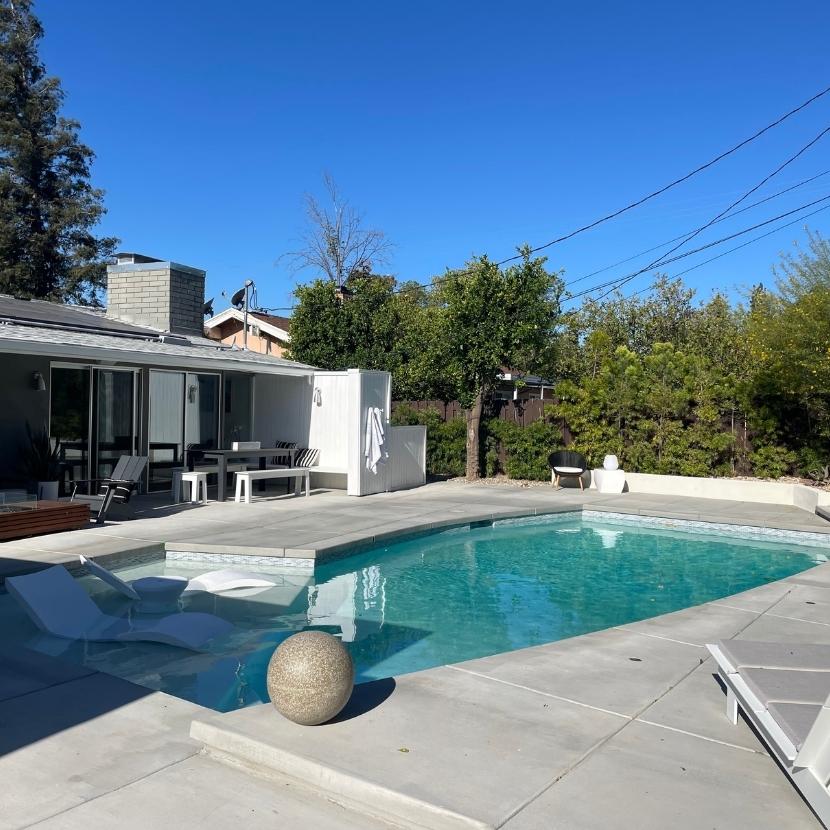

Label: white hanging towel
[364,406,386,473]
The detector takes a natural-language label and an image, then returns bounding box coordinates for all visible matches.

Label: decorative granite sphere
[266,631,354,725]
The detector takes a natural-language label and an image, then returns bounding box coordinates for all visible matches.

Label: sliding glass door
[148,370,221,491]
[50,365,139,493]
[94,370,138,479]
[50,366,91,493]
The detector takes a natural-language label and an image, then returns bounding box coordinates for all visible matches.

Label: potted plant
[18,423,62,501]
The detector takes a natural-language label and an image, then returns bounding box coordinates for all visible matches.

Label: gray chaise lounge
[708,639,830,826]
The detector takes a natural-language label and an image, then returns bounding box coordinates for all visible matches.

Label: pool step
[190,714,490,830]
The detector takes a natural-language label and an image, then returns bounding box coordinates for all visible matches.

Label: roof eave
[0,336,314,377]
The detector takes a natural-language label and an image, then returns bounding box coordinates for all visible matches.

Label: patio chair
[548,450,589,490]
[708,639,830,825]
[5,565,233,651]
[70,455,148,523]
[79,554,276,598]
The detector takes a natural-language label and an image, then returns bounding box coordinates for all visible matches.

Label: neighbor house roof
[0,295,313,376]
[204,308,291,342]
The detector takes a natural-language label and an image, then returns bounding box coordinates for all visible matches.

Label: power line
[392,83,830,295]
[588,202,830,306]
[565,194,830,302]
[564,169,830,288]
[571,125,830,302]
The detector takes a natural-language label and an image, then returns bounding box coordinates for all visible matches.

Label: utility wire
[564,169,830,288]
[572,125,830,302]
[581,202,830,306]
[392,84,830,295]
[565,194,830,302]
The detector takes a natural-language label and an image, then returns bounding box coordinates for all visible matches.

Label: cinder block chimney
[106,253,206,336]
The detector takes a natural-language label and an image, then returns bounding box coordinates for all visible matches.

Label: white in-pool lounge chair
[708,639,830,825]
[79,555,276,600]
[6,566,233,651]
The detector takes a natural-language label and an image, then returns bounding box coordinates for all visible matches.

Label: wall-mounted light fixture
[313,387,322,406]
[188,384,197,403]
[31,371,46,391]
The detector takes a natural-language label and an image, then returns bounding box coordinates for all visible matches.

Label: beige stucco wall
[206,320,288,357]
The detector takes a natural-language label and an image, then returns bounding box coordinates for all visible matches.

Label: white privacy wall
[254,368,426,496]
[308,371,355,471]
[252,374,313,446]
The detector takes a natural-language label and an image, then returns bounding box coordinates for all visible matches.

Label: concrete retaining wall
[615,471,827,513]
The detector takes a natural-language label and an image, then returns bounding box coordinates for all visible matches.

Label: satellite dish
[230,287,245,309]
[203,298,214,317]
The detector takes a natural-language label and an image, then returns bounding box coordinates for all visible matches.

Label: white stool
[592,468,626,494]
[179,471,208,503]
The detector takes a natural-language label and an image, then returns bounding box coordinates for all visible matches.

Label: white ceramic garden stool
[592,467,626,494]
[179,471,208,504]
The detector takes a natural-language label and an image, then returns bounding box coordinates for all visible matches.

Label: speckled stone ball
[266,631,354,725]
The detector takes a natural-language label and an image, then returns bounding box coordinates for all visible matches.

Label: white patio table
[202,447,297,501]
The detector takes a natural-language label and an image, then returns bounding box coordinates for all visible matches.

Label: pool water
[1,515,826,711]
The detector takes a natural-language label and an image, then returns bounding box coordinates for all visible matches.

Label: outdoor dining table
[202,447,297,501]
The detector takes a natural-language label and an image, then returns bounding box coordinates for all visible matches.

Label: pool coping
[161,504,830,567]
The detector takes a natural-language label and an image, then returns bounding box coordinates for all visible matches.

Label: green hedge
[393,405,560,479]
[391,405,467,477]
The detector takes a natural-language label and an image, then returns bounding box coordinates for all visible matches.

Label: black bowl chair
[548,450,590,491]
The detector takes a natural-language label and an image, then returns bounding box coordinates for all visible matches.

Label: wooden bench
[233,465,349,503]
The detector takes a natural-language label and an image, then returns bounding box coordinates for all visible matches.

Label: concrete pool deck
[2,481,830,828]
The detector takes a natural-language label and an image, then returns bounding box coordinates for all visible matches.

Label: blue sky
[38,0,830,312]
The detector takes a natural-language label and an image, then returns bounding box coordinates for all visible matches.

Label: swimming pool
[1,514,826,711]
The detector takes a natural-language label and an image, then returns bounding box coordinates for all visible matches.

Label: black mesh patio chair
[548,450,589,491]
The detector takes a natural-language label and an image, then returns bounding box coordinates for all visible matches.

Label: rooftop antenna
[230,280,255,350]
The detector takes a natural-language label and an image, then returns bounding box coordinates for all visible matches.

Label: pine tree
[0,0,117,304]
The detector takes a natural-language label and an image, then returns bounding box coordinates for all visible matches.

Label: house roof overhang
[0,323,314,377]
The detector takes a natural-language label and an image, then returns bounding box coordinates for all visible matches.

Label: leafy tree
[0,0,117,303]
[747,231,830,463]
[285,278,347,369]
[436,249,563,479]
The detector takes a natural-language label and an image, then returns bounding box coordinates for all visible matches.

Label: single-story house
[0,252,425,497]
[204,308,291,357]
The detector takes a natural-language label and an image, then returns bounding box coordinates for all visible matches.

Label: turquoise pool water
[1,515,826,711]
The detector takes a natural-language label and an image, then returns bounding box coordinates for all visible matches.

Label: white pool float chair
[6,566,232,651]
[79,555,276,600]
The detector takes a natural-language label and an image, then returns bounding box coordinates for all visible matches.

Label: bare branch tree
[280,173,394,288]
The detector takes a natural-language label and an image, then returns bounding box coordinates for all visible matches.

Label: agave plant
[809,464,830,485]
[18,423,62,482]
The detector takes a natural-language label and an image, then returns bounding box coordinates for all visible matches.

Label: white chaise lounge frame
[708,641,830,826]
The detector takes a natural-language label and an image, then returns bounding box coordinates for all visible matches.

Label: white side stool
[179,471,208,503]
[592,468,626,494]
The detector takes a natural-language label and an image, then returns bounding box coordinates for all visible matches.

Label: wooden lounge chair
[708,639,830,825]
[70,455,148,523]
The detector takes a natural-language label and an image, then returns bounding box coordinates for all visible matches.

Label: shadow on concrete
[0,645,154,757]
[331,676,397,723]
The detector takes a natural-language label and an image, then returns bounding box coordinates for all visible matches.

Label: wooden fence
[393,399,549,427]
